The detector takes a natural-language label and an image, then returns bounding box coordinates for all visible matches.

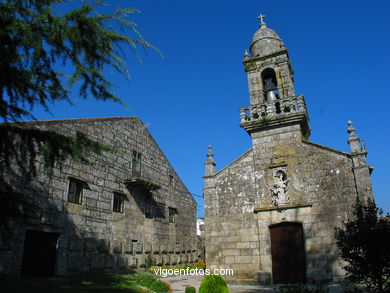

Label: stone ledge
[254,202,312,213]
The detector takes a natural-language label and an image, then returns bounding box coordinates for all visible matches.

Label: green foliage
[0,0,156,121]
[145,253,154,269]
[198,275,229,293]
[261,115,270,124]
[0,270,151,292]
[133,274,170,293]
[146,265,161,274]
[0,123,111,228]
[185,286,196,293]
[335,197,390,293]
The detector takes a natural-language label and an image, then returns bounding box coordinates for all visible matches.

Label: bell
[266,90,277,102]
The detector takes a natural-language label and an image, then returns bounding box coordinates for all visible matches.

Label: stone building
[0,117,197,278]
[203,17,374,284]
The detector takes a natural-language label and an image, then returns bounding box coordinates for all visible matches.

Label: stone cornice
[241,112,310,138]
[254,202,312,213]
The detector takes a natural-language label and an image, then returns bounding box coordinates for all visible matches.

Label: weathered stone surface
[1,117,198,277]
[204,20,374,285]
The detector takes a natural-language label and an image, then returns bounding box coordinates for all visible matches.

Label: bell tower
[240,15,310,138]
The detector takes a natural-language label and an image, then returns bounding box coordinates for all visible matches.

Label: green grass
[0,270,171,293]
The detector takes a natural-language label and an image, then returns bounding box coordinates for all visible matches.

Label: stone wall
[204,125,367,283]
[0,117,197,277]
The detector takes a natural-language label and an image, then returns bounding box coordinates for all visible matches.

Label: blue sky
[32,0,390,216]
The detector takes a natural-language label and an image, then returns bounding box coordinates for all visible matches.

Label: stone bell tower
[240,15,310,139]
[203,15,376,285]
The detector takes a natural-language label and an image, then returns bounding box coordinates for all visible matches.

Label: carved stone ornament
[270,169,289,206]
[270,153,287,167]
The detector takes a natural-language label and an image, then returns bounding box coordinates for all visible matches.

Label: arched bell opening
[262,68,279,102]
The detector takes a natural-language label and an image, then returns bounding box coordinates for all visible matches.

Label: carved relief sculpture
[270,170,289,206]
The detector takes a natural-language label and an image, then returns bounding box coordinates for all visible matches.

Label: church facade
[0,117,197,278]
[203,18,374,284]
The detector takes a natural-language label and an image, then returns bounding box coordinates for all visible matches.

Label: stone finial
[244,49,250,60]
[347,121,357,138]
[205,145,216,176]
[258,14,266,28]
[347,121,362,153]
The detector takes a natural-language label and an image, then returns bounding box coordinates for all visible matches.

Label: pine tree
[0,0,155,229]
[0,0,155,121]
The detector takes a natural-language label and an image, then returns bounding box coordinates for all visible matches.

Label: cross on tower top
[258,14,266,27]
[258,14,266,23]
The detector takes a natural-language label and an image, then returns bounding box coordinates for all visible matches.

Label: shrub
[133,273,170,293]
[145,253,154,269]
[185,286,196,293]
[199,275,229,293]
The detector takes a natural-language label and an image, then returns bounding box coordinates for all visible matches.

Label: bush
[134,274,170,293]
[185,286,196,293]
[146,253,154,269]
[199,275,229,293]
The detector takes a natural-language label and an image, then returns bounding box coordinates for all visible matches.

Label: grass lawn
[0,270,171,293]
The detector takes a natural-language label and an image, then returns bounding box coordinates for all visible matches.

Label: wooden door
[269,222,306,284]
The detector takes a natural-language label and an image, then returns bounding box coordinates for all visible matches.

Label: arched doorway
[269,222,306,284]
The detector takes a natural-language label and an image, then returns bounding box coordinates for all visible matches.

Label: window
[169,207,177,223]
[113,193,125,213]
[145,203,154,219]
[261,68,279,102]
[67,178,84,204]
[169,174,174,185]
[132,150,142,174]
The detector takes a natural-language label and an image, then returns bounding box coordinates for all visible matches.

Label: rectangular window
[132,150,142,174]
[113,193,125,213]
[168,207,177,223]
[145,202,154,219]
[68,178,83,204]
[169,174,174,185]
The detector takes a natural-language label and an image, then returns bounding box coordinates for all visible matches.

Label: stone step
[234,278,258,285]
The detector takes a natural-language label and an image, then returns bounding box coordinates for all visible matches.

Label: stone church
[203,17,374,284]
[0,117,197,278]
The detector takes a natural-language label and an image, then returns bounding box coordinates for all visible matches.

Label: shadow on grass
[0,270,150,293]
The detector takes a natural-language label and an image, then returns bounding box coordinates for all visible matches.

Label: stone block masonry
[0,116,198,277]
[204,17,374,285]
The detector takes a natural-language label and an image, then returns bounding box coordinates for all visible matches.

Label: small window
[113,193,125,213]
[145,203,154,219]
[169,174,174,185]
[132,150,142,174]
[68,178,84,204]
[169,207,177,223]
